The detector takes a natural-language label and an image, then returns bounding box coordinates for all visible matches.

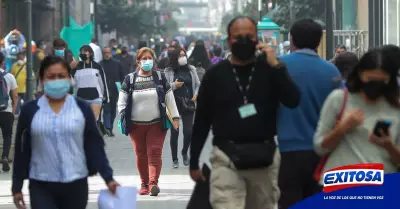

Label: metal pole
[368,0,373,48]
[289,0,295,26]
[65,0,70,27]
[25,0,34,101]
[326,0,334,60]
[258,0,262,21]
[60,0,64,28]
[94,0,98,40]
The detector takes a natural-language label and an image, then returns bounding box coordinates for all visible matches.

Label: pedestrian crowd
[0,15,398,209]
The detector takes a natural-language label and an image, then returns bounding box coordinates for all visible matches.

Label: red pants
[129,123,166,184]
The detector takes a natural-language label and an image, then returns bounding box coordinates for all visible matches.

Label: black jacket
[100,58,125,101]
[114,54,134,75]
[189,59,300,169]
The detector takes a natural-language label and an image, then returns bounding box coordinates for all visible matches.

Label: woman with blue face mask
[117,47,180,196]
[12,55,119,209]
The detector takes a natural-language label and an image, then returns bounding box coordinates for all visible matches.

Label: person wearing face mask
[12,55,120,209]
[117,47,180,196]
[109,39,120,56]
[51,38,77,69]
[10,52,27,115]
[164,47,200,169]
[314,48,400,186]
[189,16,300,209]
[114,46,134,75]
[72,45,110,119]
[100,47,125,137]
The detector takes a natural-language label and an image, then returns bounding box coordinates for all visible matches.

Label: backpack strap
[15,63,26,79]
[336,89,348,121]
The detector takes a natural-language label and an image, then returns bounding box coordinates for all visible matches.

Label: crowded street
[1,0,399,209]
[0,121,213,209]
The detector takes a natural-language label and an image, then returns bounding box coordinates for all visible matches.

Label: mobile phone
[373,120,391,137]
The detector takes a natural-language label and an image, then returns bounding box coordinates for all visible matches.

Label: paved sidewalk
[0,120,213,209]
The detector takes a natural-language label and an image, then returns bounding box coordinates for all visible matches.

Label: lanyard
[232,67,255,104]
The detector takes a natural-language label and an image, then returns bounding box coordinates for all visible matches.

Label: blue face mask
[43,79,71,99]
[140,60,154,71]
[55,49,65,57]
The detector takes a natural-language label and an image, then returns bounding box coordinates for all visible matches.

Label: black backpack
[0,72,9,111]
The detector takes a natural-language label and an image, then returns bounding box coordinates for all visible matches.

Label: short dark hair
[347,48,400,107]
[91,38,98,43]
[336,45,347,51]
[227,16,257,38]
[381,45,400,75]
[53,38,67,48]
[39,55,71,80]
[0,52,5,65]
[213,47,222,57]
[333,51,359,78]
[290,19,323,50]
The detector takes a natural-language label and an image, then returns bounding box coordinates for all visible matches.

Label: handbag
[176,96,196,113]
[313,89,348,181]
[176,83,196,113]
[217,140,276,170]
[97,106,107,136]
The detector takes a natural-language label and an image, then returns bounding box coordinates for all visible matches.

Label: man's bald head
[227,16,257,39]
[102,46,112,60]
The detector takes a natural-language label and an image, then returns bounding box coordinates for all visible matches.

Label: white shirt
[131,76,161,123]
[89,43,103,63]
[0,68,17,113]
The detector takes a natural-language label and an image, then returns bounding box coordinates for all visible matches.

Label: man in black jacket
[114,46,134,75]
[189,16,300,209]
[100,47,125,137]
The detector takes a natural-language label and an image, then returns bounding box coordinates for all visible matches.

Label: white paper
[98,186,137,209]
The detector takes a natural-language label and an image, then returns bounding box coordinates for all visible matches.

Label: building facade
[383,0,400,45]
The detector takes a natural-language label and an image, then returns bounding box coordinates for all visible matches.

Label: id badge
[238,103,257,119]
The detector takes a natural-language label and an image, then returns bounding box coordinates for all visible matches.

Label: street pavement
[0,119,213,209]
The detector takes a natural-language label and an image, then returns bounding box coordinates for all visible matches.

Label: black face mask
[79,53,88,61]
[230,36,257,61]
[362,80,387,100]
[121,50,128,55]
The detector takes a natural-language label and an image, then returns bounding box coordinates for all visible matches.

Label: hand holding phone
[369,120,393,149]
[373,120,391,137]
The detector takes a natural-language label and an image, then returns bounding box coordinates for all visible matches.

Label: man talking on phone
[189,16,300,209]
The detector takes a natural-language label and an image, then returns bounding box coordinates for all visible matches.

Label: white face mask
[178,57,187,66]
[17,60,24,65]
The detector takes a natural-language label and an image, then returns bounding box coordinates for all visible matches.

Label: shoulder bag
[313,89,349,181]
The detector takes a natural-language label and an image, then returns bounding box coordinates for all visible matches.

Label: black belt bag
[218,140,276,170]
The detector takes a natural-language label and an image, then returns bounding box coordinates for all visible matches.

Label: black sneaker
[172,160,179,169]
[2,158,10,172]
[108,129,115,137]
[182,154,189,166]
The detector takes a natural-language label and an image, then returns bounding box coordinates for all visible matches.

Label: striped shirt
[117,72,180,125]
[29,95,88,182]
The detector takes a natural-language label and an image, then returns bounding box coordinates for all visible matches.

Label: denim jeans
[29,178,88,209]
[103,101,117,131]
